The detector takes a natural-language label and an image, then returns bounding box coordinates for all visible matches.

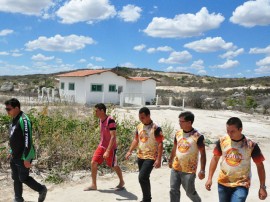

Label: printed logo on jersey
[225,148,243,167]
[177,138,191,153]
[139,130,149,143]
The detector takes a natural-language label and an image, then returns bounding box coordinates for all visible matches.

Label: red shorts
[92,146,118,167]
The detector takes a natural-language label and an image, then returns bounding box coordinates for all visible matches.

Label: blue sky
[1,0,270,78]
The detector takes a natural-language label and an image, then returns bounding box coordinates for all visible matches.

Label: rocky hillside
[0,67,270,114]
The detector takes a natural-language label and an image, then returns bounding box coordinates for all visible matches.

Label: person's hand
[7,153,11,160]
[24,161,31,168]
[103,150,110,159]
[198,170,205,180]
[205,179,212,191]
[153,159,161,168]
[125,151,132,160]
[259,187,267,200]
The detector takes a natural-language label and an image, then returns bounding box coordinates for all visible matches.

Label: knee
[19,175,29,183]
[138,173,147,183]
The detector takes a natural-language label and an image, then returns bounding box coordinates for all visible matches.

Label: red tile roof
[57,69,110,77]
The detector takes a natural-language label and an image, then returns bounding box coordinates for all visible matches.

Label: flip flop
[83,186,97,191]
[114,185,125,191]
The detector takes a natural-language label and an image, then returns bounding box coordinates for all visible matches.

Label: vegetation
[0,105,175,183]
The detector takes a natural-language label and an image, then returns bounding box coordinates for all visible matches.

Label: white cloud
[0,29,14,36]
[230,0,270,27]
[78,59,87,63]
[31,53,54,61]
[0,51,9,55]
[256,56,270,66]
[86,63,103,69]
[249,45,270,54]
[198,69,207,75]
[25,34,95,52]
[191,60,204,70]
[184,37,235,53]
[147,46,174,53]
[255,66,270,74]
[56,0,116,24]
[134,44,146,51]
[11,53,23,57]
[211,60,239,69]
[159,51,192,64]
[118,4,142,22]
[91,56,105,62]
[120,62,136,68]
[220,48,244,59]
[0,0,53,16]
[144,7,224,38]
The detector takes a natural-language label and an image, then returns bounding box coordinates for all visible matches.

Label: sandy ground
[0,108,269,202]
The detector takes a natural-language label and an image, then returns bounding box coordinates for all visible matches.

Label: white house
[57,69,157,106]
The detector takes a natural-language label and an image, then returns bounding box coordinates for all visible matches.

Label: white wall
[85,71,126,104]
[59,77,86,103]
[142,79,156,103]
[126,80,142,93]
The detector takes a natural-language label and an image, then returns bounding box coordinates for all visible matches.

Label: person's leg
[138,159,155,202]
[14,159,46,202]
[181,172,201,202]
[218,183,233,202]
[84,147,103,190]
[10,159,24,202]
[170,169,181,202]
[108,149,124,188]
[231,186,249,202]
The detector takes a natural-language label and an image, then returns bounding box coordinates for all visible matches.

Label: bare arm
[256,162,268,200]
[153,142,163,168]
[125,137,139,160]
[205,155,220,191]
[103,130,116,159]
[169,142,177,168]
[198,146,206,180]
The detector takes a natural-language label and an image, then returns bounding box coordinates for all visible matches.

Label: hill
[0,67,269,114]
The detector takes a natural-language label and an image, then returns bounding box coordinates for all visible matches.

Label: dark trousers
[10,158,43,201]
[138,158,155,202]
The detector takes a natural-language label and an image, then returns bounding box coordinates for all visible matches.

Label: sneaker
[13,199,24,202]
[38,185,47,202]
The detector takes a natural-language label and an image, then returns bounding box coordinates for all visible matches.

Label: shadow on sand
[98,187,138,201]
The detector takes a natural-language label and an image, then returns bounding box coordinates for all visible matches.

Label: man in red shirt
[84,103,124,191]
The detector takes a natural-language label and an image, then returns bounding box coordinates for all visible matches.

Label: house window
[91,84,103,92]
[68,83,75,90]
[109,85,116,92]
[60,82,65,90]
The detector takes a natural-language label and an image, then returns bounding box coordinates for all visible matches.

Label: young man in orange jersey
[205,117,267,201]
[169,111,206,202]
[125,107,164,202]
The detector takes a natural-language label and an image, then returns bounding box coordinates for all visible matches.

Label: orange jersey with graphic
[214,135,265,188]
[172,129,205,173]
[136,122,164,160]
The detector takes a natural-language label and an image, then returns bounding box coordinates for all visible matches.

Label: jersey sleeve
[213,139,222,156]
[20,115,35,161]
[197,135,205,149]
[108,118,116,131]
[251,144,265,164]
[154,127,164,143]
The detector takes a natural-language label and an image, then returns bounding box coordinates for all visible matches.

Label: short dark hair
[179,111,194,124]
[4,98,20,109]
[139,107,150,116]
[95,103,106,113]
[226,117,242,129]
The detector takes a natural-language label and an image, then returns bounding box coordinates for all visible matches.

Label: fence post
[169,97,172,107]
[182,98,185,110]
[156,95,159,106]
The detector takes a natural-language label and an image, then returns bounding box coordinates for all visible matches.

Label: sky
[1,0,270,78]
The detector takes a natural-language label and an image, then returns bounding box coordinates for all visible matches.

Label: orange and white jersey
[172,129,204,173]
[136,122,163,160]
[213,135,265,187]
